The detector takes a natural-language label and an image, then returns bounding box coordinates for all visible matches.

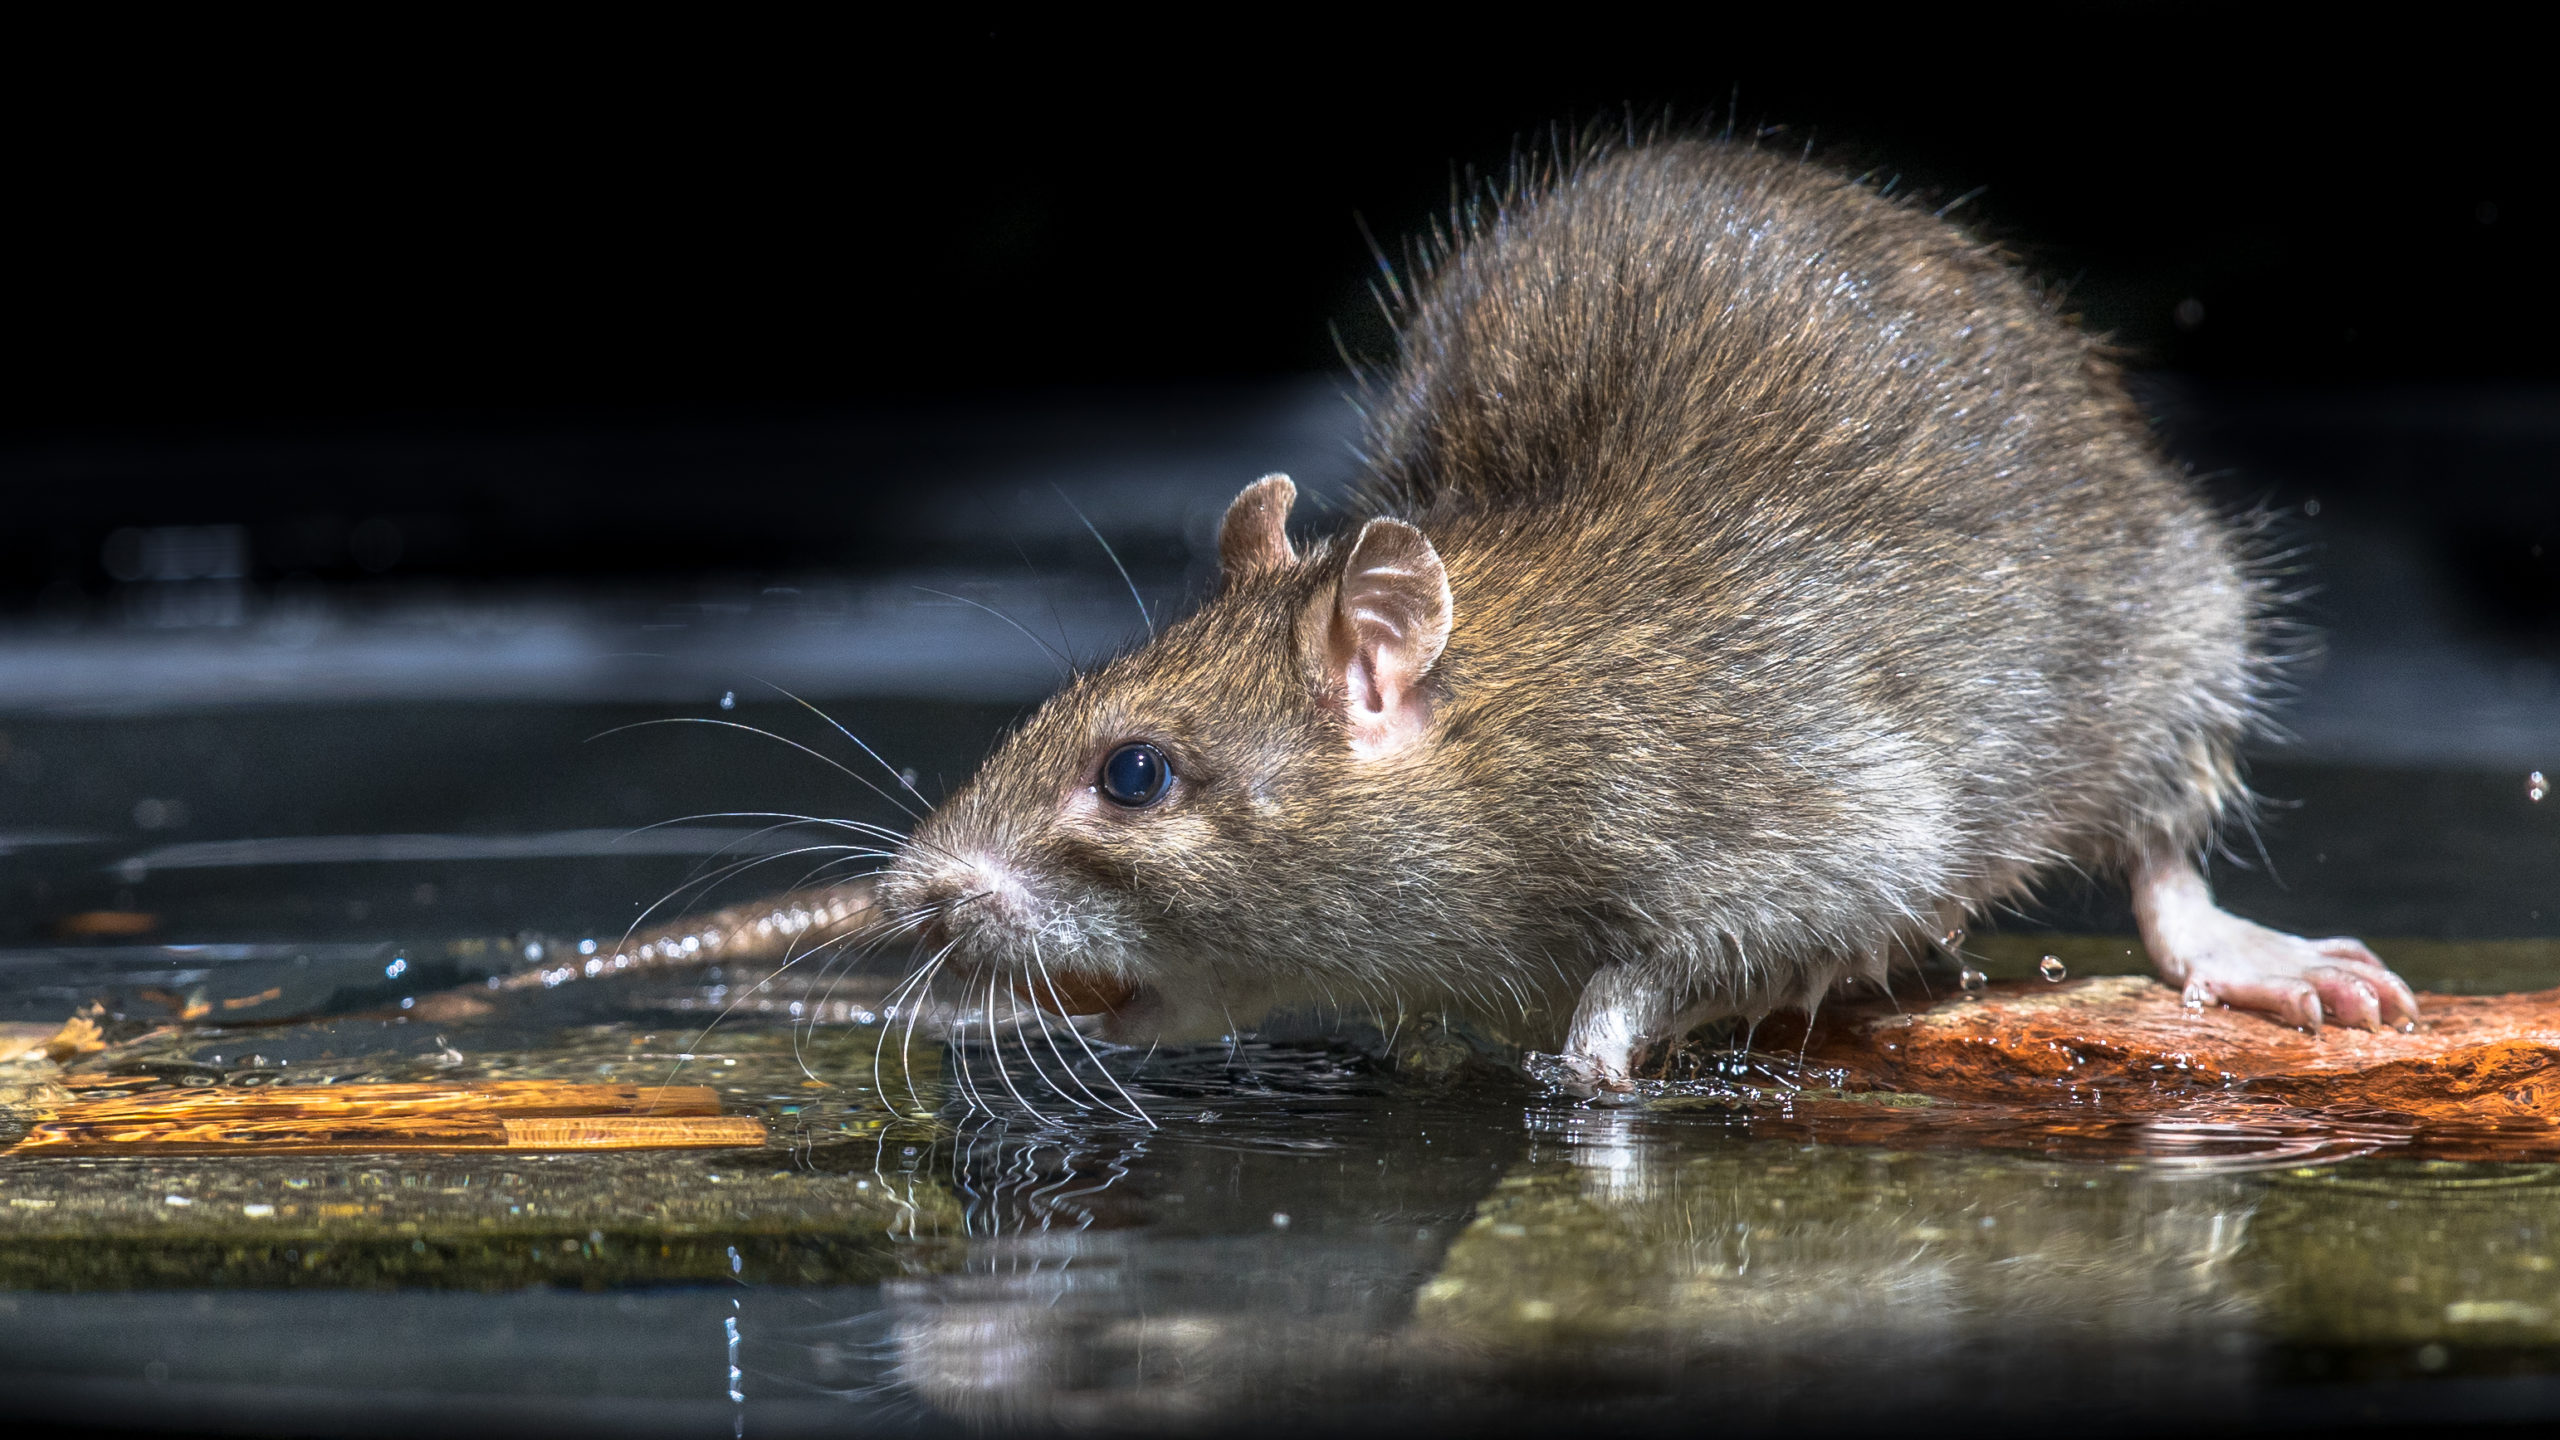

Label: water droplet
[1941,927,1966,950]
[2531,771,2547,802]
[2039,955,2068,982]
[719,690,736,711]
[1959,966,1987,993]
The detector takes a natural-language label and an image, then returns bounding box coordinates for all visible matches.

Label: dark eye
[1098,742,1172,808]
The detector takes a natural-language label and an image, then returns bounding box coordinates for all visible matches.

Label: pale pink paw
[2176,930,2420,1033]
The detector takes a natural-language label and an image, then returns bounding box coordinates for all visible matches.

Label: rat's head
[875,474,1457,1018]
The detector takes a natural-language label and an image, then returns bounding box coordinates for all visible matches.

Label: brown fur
[877,139,2268,1051]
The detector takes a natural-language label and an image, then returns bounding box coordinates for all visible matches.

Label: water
[0,696,2554,1436]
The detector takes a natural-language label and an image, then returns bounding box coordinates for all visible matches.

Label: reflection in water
[781,1041,2560,1431]
[774,1041,2290,1430]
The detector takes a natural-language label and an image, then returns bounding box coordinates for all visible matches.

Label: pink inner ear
[1328,517,1452,757]
[1344,650,1385,716]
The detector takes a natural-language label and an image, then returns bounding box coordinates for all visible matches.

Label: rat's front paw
[1524,1050,1638,1100]
[2172,927,2420,1033]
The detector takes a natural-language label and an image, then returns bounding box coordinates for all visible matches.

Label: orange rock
[1761,975,2560,1125]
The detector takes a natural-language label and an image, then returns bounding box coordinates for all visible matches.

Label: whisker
[1034,941,1155,1127]
[743,677,938,814]
[615,842,895,966]
[616,808,951,874]
[911,586,1073,675]
[620,809,908,843]
[1005,983,1092,1116]
[1021,973,1116,1118]
[648,927,844,1101]
[948,996,992,1118]
[788,923,909,1081]
[1051,483,1153,641]
[983,967,1063,1127]
[870,937,944,1114]
[898,944,954,1119]
[587,717,922,821]
[1007,534,1084,669]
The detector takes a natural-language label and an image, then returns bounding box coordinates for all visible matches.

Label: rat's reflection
[747,1057,2282,1431]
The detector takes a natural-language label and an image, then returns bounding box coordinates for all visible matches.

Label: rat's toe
[2308,969,2385,1031]
[2311,940,2422,1026]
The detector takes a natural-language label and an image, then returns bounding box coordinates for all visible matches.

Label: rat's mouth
[1002,966,1139,1017]
[943,957,1137,1017]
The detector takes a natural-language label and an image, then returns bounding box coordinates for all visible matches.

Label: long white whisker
[1035,941,1155,1128]
[941,962,994,1117]
[745,677,938,813]
[588,717,922,820]
[619,809,909,843]
[898,944,954,1118]
[1052,484,1153,641]
[870,936,943,1113]
[911,586,1074,675]
[614,843,893,967]
[983,966,1062,1127]
[1006,981,1092,1115]
[649,927,843,1098]
[1021,971,1116,1117]
[788,926,900,1081]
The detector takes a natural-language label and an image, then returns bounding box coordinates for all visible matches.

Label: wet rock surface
[1741,948,2560,1162]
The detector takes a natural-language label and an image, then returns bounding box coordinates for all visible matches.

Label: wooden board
[8,1081,766,1156]
[46,1081,722,1122]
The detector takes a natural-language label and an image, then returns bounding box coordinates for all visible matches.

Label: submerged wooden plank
[44,1081,722,1124]
[14,1115,513,1152]
[12,1112,766,1155]
[7,1080,764,1155]
[500,1115,769,1149]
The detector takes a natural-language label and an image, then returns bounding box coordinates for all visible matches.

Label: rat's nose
[900,852,1033,952]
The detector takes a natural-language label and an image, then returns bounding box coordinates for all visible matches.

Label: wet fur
[880,139,2268,1051]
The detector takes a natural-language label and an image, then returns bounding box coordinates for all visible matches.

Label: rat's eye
[1098,742,1172,808]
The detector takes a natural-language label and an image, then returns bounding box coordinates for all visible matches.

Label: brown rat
[871,138,2420,1091]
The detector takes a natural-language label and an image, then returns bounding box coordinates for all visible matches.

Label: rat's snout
[881,839,1144,1017]
[888,847,1041,958]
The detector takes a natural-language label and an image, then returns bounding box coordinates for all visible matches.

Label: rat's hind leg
[2131,847,2419,1031]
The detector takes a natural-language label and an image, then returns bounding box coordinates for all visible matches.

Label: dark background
[0,14,2551,596]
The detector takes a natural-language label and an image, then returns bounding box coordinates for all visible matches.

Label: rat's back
[1358,142,2264,918]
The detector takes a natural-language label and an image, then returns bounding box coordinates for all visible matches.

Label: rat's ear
[1218,473,1298,581]
[1328,517,1451,758]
